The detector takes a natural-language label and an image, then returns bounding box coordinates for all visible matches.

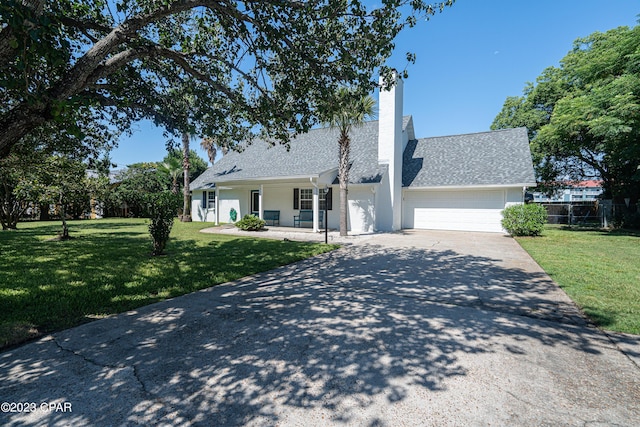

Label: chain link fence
[538,201,639,228]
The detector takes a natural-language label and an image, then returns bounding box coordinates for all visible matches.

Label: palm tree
[200,137,217,165]
[159,156,182,194]
[324,89,376,236]
[181,132,192,222]
[200,136,230,165]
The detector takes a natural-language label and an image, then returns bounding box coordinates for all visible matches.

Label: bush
[235,214,266,231]
[501,203,547,236]
[611,208,640,230]
[144,191,181,255]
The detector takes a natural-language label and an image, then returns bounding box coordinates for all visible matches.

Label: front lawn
[516,226,640,335]
[0,218,338,350]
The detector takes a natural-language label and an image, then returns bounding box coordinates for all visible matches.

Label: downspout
[311,177,319,232]
[215,186,220,225]
[259,184,264,220]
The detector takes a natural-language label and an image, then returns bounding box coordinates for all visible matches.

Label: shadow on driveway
[1,241,639,426]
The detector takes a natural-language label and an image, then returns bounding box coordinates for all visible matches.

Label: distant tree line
[0,148,208,232]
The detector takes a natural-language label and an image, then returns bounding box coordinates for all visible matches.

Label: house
[190,78,536,233]
[532,180,603,203]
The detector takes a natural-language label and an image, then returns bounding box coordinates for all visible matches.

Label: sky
[108,0,639,168]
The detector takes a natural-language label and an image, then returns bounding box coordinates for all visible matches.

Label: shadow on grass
[0,220,333,349]
[559,225,640,237]
[581,308,617,329]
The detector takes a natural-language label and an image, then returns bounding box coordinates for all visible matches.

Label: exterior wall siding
[347,187,376,233]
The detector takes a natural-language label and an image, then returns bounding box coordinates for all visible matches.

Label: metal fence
[537,201,639,227]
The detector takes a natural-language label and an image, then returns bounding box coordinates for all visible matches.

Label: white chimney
[378,73,403,231]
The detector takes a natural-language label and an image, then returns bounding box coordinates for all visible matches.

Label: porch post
[259,185,264,219]
[312,185,319,232]
[214,187,220,225]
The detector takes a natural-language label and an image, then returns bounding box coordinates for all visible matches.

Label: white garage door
[402,189,505,233]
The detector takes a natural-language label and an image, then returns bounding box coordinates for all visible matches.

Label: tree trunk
[1,181,21,230]
[0,203,20,230]
[181,132,192,222]
[338,133,350,236]
[59,192,69,239]
[172,179,179,195]
[39,202,50,220]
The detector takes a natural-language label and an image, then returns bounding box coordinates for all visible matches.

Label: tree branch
[0,0,45,63]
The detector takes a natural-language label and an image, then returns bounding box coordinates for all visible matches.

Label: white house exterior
[190,78,536,233]
[532,180,603,203]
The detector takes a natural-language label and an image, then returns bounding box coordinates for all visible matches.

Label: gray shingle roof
[191,119,391,188]
[402,127,536,188]
[192,120,535,190]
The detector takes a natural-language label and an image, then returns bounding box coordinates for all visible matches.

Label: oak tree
[492,24,640,203]
[1,0,454,160]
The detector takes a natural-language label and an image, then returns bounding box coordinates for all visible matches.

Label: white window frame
[300,188,313,210]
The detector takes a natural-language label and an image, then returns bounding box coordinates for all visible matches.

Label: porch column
[214,187,220,225]
[259,185,264,219]
[312,186,319,232]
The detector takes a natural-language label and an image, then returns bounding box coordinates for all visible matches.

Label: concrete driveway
[1,230,639,426]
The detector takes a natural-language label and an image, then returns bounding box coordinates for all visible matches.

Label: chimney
[378,73,403,231]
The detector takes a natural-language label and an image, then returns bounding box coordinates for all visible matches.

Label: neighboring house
[191,78,536,233]
[532,180,603,203]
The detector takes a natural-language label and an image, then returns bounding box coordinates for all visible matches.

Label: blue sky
[109,1,639,168]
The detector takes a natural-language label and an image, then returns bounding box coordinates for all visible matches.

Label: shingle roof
[192,121,535,190]
[191,119,392,188]
[402,127,536,188]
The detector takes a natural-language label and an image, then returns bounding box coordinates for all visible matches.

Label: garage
[402,189,506,233]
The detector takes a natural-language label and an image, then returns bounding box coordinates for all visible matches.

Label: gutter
[404,183,537,190]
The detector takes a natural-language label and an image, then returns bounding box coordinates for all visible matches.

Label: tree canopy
[492,24,640,203]
[1,0,454,160]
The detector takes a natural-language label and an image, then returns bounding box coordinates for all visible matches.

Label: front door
[251,190,259,216]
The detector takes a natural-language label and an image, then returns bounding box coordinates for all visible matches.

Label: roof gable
[403,127,536,188]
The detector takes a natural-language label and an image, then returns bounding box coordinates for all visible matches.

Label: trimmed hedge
[501,203,547,236]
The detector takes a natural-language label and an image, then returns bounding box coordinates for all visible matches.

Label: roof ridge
[416,126,526,141]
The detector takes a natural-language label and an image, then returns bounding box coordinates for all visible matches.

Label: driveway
[1,230,639,426]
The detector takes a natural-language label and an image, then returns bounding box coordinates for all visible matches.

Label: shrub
[144,191,181,255]
[501,203,547,236]
[611,207,640,230]
[235,214,266,231]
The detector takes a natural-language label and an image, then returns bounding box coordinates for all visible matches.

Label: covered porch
[200,223,376,244]
[192,176,335,233]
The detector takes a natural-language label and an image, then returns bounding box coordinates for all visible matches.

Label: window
[202,191,215,209]
[293,187,333,210]
[251,190,259,214]
[300,188,313,210]
[320,188,332,211]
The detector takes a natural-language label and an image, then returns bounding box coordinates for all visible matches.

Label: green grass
[516,226,640,335]
[0,218,338,350]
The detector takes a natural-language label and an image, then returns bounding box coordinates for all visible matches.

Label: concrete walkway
[1,230,639,426]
